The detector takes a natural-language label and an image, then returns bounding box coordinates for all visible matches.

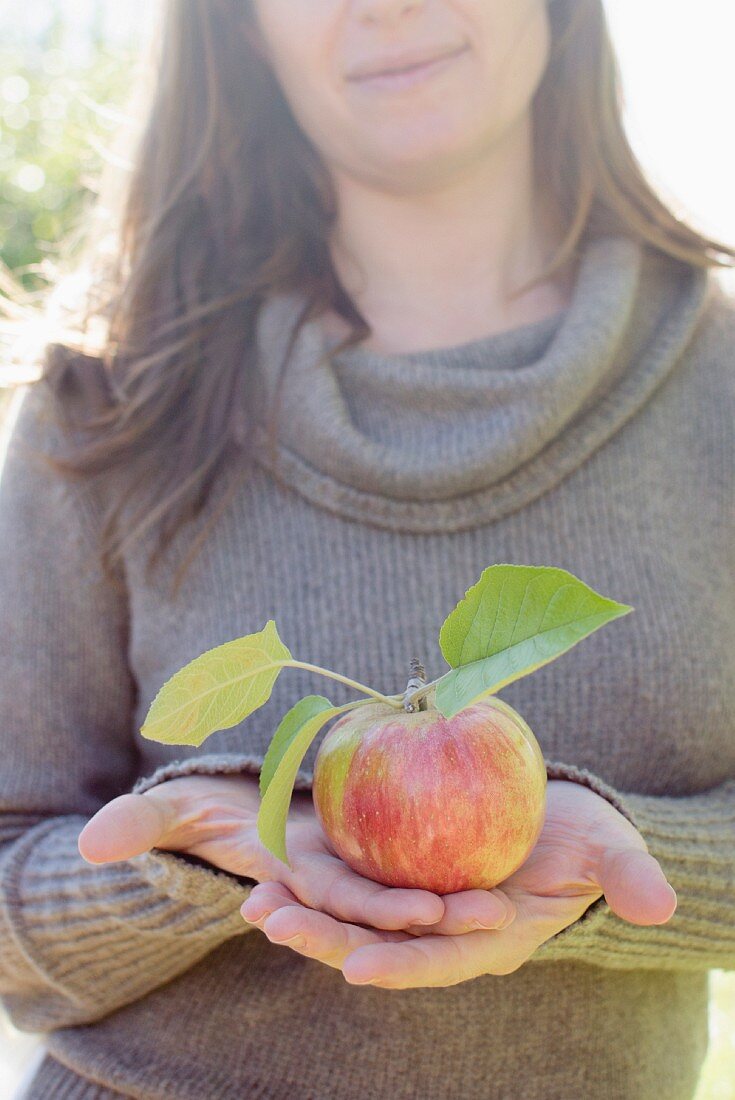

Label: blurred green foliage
[0,5,142,292]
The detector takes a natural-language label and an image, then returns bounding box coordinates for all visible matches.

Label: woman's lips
[349,45,469,93]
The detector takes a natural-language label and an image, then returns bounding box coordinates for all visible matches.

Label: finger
[342,928,498,988]
[241,880,447,953]
[290,852,445,931]
[247,899,411,970]
[597,848,678,926]
[78,792,175,863]
[404,888,516,936]
[243,879,515,941]
[241,881,301,923]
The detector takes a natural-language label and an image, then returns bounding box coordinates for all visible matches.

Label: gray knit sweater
[0,235,733,1100]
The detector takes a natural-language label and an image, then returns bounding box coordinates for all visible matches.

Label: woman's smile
[346,43,471,94]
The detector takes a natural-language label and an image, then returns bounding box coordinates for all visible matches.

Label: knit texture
[0,234,733,1099]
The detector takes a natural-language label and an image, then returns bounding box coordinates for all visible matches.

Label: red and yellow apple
[312,685,547,894]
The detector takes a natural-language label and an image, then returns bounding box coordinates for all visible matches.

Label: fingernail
[472,907,514,930]
[497,906,515,929]
[271,933,306,948]
[241,905,269,922]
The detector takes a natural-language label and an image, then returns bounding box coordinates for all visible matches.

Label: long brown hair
[4,0,734,599]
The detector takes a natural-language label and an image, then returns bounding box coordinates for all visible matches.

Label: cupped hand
[77,774,515,937]
[244,779,678,989]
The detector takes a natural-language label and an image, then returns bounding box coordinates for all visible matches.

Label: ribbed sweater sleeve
[531,760,735,971]
[130,752,315,798]
[0,384,256,1034]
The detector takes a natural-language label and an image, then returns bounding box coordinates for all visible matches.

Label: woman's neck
[324,115,573,356]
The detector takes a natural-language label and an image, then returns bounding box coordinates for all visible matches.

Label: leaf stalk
[284,660,406,709]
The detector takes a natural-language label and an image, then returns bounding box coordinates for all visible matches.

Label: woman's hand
[77,774,515,936]
[243,779,678,989]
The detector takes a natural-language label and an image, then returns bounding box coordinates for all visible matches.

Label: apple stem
[403,656,428,712]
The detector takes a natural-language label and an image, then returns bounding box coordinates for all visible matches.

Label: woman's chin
[352,140,480,191]
[344,116,475,172]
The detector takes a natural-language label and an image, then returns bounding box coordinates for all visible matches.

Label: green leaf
[259,694,332,800]
[257,695,343,867]
[140,619,292,747]
[435,564,633,719]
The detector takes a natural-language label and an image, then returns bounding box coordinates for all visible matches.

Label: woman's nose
[354,0,426,29]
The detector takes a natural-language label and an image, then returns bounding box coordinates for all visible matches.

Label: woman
[1,1,733,1097]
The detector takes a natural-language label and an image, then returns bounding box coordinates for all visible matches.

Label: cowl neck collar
[239,235,709,532]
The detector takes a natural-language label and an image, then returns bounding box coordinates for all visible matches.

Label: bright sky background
[605,0,735,266]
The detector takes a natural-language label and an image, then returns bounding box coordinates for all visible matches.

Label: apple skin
[311,685,547,894]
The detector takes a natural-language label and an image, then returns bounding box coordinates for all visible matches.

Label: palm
[183,787,319,878]
[496,779,650,924]
[283,785,602,925]
[192,789,462,932]
[237,779,678,989]
[250,798,516,934]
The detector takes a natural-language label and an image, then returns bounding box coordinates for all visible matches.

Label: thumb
[596,846,678,926]
[78,791,178,864]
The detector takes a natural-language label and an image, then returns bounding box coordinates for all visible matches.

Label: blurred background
[0,1,734,1097]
